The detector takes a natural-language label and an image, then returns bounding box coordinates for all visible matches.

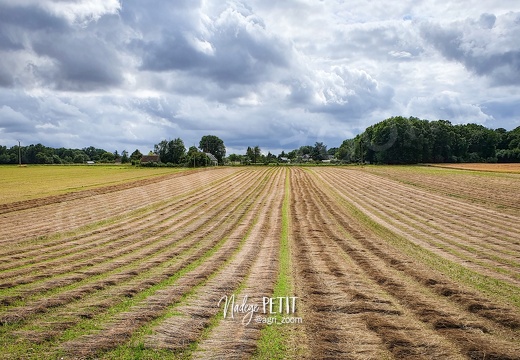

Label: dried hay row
[7,224,241,345]
[174,168,286,359]
[1,169,273,355]
[350,170,520,246]
[0,167,250,268]
[0,168,210,215]
[0,168,237,247]
[290,169,395,358]
[319,169,520,284]
[335,169,520,234]
[0,169,272,327]
[364,166,520,214]
[324,178,520,283]
[146,223,264,351]
[0,168,258,293]
[0,168,240,244]
[311,169,520,329]
[301,169,520,358]
[339,169,520,245]
[333,227,520,358]
[290,168,457,359]
[59,168,279,358]
[15,221,248,345]
[429,163,520,173]
[363,167,520,215]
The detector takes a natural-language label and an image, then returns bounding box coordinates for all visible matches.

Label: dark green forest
[1,117,519,165]
[336,116,520,164]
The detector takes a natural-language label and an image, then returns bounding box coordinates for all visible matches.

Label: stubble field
[0,165,519,359]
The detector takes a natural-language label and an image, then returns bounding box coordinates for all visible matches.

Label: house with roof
[140,154,160,164]
[205,153,218,166]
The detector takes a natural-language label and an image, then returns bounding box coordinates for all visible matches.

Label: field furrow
[312,168,520,324]
[189,169,284,359]
[315,168,520,286]
[0,168,247,265]
[0,169,277,359]
[290,168,461,359]
[0,165,518,359]
[307,169,520,359]
[0,168,239,243]
[57,168,280,358]
[363,166,520,214]
[0,169,254,297]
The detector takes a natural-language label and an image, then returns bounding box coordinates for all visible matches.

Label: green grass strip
[254,168,294,360]
[98,172,275,359]
[309,169,520,309]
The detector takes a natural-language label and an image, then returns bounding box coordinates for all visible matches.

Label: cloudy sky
[1,0,519,155]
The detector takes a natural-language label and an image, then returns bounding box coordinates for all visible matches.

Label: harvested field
[363,165,520,215]
[428,163,520,173]
[0,165,180,205]
[0,166,519,359]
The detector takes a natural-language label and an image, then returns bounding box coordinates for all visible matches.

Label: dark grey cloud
[286,66,394,119]
[31,32,124,91]
[1,1,519,154]
[0,2,125,91]
[0,66,14,87]
[136,2,290,87]
[420,12,520,85]
[0,3,68,33]
[0,105,35,133]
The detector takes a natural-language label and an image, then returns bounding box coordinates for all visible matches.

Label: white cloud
[12,0,122,25]
[0,0,519,154]
[420,11,520,85]
[405,91,493,124]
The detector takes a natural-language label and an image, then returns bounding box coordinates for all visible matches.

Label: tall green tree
[130,149,143,162]
[336,139,356,162]
[246,146,254,163]
[121,150,129,164]
[154,138,186,164]
[185,146,210,167]
[254,146,261,163]
[227,154,243,163]
[311,142,327,161]
[199,135,225,165]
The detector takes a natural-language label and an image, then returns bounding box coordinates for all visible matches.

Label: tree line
[150,135,225,167]
[0,135,226,166]
[0,144,145,165]
[2,117,519,166]
[227,143,337,165]
[336,116,520,164]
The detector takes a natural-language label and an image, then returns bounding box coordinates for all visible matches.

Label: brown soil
[363,165,520,214]
[428,163,520,173]
[1,166,519,359]
[289,167,520,359]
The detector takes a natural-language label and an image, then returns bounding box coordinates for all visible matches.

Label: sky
[0,0,519,155]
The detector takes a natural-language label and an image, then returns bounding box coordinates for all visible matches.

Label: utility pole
[18,140,21,166]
